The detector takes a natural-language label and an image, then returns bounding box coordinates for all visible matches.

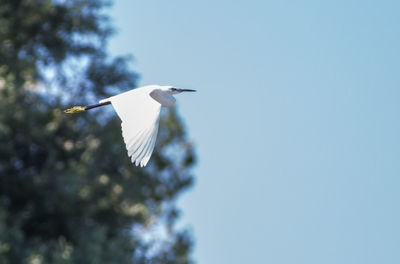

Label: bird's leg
[84,101,111,110]
[64,101,111,114]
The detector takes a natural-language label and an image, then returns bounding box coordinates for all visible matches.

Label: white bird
[64,85,196,167]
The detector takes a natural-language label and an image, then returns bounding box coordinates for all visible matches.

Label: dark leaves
[0,0,195,263]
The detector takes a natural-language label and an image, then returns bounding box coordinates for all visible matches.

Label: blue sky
[108,1,400,263]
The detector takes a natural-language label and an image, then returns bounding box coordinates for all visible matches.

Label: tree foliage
[0,0,195,263]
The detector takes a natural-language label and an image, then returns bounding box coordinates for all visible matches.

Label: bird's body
[65,85,195,167]
[100,85,176,107]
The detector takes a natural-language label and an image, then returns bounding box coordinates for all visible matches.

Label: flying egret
[64,85,196,167]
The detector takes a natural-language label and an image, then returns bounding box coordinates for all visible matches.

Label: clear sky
[108,1,400,263]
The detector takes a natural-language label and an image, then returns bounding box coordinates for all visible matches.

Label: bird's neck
[150,90,176,107]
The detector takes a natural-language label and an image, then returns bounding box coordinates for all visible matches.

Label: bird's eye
[170,88,177,91]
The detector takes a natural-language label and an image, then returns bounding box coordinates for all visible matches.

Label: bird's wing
[101,87,162,167]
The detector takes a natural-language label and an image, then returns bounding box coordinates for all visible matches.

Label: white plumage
[99,85,195,167]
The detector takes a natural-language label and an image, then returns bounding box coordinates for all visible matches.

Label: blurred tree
[0,0,195,263]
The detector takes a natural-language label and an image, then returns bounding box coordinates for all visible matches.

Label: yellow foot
[64,106,85,114]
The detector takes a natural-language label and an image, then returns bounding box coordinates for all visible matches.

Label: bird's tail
[99,98,110,104]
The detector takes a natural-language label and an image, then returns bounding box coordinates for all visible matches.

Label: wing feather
[126,125,150,157]
[135,120,160,167]
[131,122,156,165]
[101,86,162,166]
[139,121,160,167]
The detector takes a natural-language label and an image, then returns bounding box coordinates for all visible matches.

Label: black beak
[178,89,197,92]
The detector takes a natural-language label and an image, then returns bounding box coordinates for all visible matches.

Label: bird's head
[162,86,197,95]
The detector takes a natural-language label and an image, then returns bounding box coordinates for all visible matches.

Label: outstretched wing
[100,87,162,167]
